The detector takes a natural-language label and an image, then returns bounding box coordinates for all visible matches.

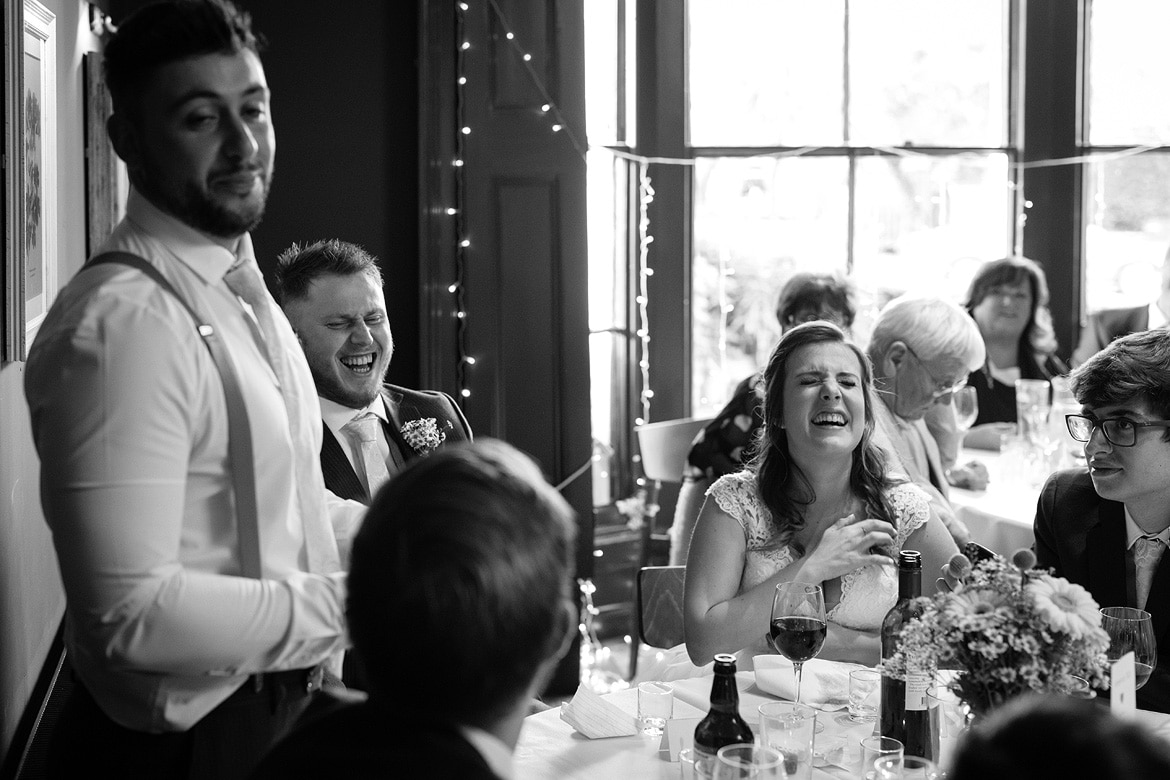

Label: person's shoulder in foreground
[252,439,577,779]
[949,694,1170,780]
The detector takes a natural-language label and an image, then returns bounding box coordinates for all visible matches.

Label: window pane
[1084,154,1170,313]
[852,153,1012,302]
[584,0,621,145]
[691,156,848,415]
[849,0,1008,146]
[1088,0,1170,145]
[689,0,845,146]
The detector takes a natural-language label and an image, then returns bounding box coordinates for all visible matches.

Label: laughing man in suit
[1035,328,1170,712]
[276,239,471,505]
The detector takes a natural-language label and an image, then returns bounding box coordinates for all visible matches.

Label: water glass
[758,701,816,780]
[858,736,902,780]
[712,744,787,779]
[678,747,699,780]
[925,686,970,769]
[874,754,942,780]
[638,681,674,736]
[1014,378,1051,443]
[848,669,881,722]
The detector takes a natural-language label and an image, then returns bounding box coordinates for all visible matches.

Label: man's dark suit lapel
[1086,500,1128,610]
[380,388,413,466]
[320,422,369,503]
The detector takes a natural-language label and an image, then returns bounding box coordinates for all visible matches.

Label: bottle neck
[898,566,922,600]
[709,670,740,711]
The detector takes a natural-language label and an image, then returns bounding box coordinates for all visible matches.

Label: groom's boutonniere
[400,418,447,456]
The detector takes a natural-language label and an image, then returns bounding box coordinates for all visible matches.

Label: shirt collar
[123,187,252,284]
[458,725,514,780]
[320,394,388,438]
[1124,506,1170,549]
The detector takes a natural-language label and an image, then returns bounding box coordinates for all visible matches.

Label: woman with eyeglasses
[962,256,1069,450]
[1034,328,1170,713]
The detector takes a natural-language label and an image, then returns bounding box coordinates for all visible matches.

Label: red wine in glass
[769,582,827,703]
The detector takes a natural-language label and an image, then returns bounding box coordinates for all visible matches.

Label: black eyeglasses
[1065,414,1170,447]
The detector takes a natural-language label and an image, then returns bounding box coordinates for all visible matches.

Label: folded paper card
[753,655,862,711]
[559,685,639,738]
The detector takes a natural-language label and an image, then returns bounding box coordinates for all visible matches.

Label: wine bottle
[880,550,937,761]
[693,653,754,774]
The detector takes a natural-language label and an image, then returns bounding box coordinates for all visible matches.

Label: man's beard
[141,169,273,238]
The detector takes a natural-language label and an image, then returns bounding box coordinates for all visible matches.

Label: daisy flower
[1027,575,1101,639]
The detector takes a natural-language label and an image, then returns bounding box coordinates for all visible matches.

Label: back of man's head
[347,439,576,729]
[274,239,384,305]
[104,0,260,118]
[1072,327,1170,421]
[868,293,986,371]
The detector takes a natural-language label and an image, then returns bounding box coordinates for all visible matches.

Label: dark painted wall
[108,0,423,387]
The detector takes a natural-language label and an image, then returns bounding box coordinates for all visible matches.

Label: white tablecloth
[949,448,1042,556]
[517,672,1170,780]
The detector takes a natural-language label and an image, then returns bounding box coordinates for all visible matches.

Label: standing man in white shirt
[274,239,472,507]
[23,2,363,777]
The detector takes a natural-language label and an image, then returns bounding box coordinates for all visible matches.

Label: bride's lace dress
[710,470,929,630]
[639,470,930,681]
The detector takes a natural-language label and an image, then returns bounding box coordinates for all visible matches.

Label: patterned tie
[1134,534,1165,611]
[223,256,339,574]
[342,412,392,499]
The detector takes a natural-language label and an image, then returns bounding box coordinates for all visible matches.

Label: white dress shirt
[24,189,364,732]
[460,726,515,780]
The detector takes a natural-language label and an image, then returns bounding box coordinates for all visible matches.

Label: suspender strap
[89,252,263,579]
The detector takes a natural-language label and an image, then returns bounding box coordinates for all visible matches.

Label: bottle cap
[713,653,737,670]
[898,550,922,568]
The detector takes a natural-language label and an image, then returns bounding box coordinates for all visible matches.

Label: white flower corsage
[401,418,446,456]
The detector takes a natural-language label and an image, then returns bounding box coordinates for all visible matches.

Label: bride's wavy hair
[749,322,896,553]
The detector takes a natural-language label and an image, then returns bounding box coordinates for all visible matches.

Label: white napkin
[559,684,639,738]
[753,655,863,711]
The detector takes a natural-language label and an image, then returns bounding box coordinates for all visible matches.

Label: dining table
[517,669,1170,779]
[948,446,1048,556]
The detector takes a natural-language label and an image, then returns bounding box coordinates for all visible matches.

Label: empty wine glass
[952,386,979,434]
[1100,606,1157,691]
[713,743,788,780]
[768,582,827,704]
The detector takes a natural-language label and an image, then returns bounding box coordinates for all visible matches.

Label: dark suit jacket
[320,384,472,504]
[1034,469,1170,712]
[1072,305,1148,366]
[251,693,503,780]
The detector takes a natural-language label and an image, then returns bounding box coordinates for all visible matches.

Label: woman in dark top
[669,272,858,564]
[962,257,1068,450]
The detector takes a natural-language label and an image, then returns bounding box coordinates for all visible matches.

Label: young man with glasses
[867,294,987,546]
[1034,328,1170,713]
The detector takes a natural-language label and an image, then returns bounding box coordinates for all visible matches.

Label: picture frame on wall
[4,0,57,363]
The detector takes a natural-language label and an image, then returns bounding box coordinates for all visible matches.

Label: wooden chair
[631,565,687,678]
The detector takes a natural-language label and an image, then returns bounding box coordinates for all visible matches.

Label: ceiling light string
[452,1,474,402]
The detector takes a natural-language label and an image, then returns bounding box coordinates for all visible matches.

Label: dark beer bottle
[880,550,936,760]
[693,654,754,773]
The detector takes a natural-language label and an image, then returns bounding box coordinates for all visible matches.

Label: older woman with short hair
[962,257,1069,450]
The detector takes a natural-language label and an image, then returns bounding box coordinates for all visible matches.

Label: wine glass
[952,386,979,434]
[768,582,827,704]
[713,744,788,780]
[1100,606,1157,690]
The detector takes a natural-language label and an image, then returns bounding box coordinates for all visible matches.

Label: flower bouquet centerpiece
[883,550,1111,717]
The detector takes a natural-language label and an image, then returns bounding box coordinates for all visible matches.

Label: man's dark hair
[1071,327,1170,435]
[950,694,1170,780]
[103,0,262,117]
[346,439,576,729]
[274,239,384,304]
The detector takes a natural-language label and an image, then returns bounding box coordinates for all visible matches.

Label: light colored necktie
[1134,535,1165,611]
[342,412,392,499]
[223,256,339,574]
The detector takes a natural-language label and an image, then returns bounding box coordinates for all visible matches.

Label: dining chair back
[637,565,687,650]
[634,417,711,483]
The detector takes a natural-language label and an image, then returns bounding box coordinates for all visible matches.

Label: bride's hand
[803,513,896,582]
